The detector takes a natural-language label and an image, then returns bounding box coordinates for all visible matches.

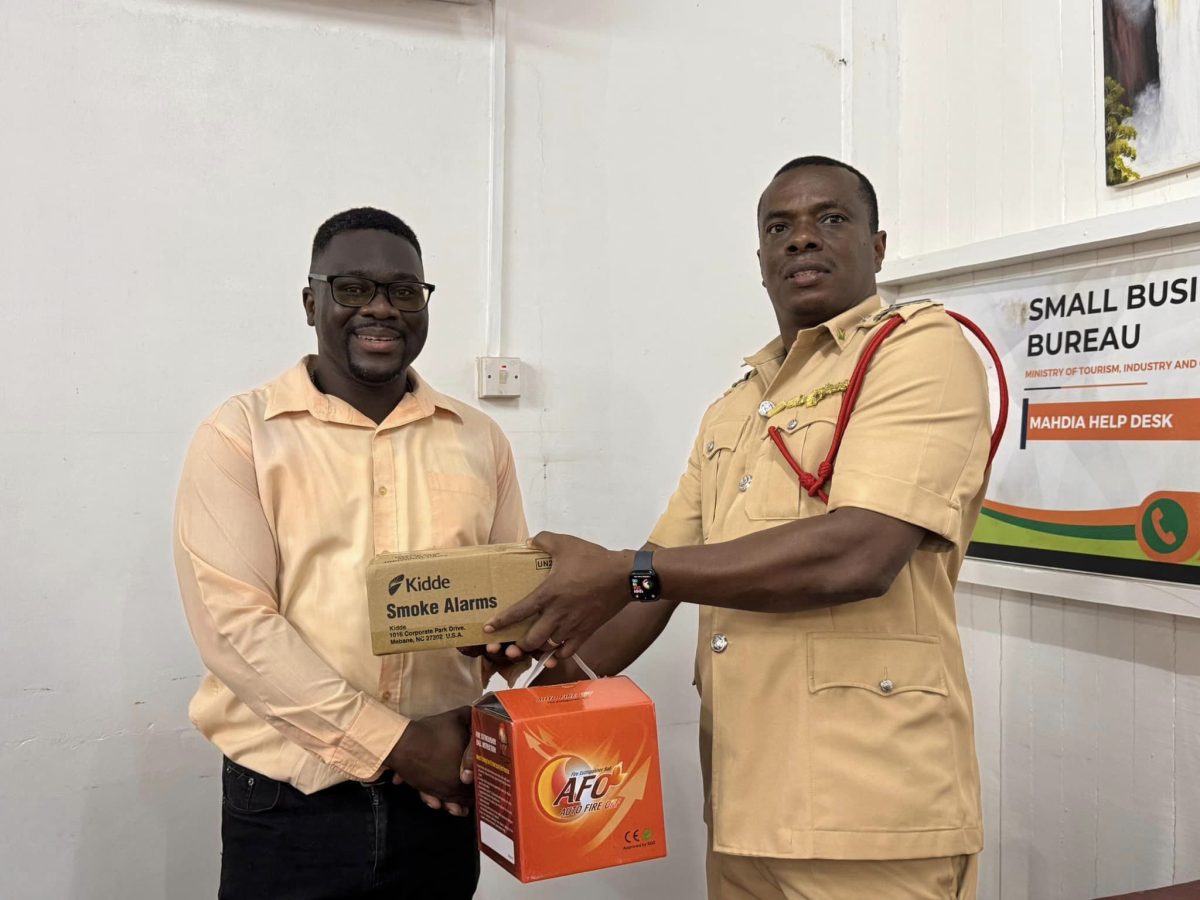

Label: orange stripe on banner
[982,500,1138,528]
[1026,398,1200,442]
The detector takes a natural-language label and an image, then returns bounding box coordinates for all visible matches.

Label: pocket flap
[702,419,745,459]
[807,633,948,697]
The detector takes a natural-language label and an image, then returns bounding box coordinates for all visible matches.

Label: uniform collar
[264,357,464,428]
[742,294,885,368]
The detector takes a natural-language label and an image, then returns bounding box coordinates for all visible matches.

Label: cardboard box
[471,676,668,883]
[366,543,551,654]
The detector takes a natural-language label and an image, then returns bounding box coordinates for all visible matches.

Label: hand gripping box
[471,676,668,883]
[366,543,551,654]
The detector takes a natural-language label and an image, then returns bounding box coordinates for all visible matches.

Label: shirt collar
[742,293,885,367]
[264,357,463,427]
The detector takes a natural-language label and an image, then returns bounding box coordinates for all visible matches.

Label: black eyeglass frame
[308,273,436,312]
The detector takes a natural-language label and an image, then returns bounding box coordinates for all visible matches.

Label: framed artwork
[1101,0,1200,185]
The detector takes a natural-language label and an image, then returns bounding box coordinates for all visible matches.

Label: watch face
[631,571,660,601]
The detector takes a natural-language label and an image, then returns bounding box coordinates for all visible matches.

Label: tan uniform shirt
[650,295,989,860]
[174,358,527,794]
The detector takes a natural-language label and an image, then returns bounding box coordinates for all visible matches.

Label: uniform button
[738,474,753,492]
[786,419,798,431]
[711,633,729,653]
[758,400,775,418]
[382,691,391,702]
[378,486,388,496]
[705,440,715,453]
[879,679,895,694]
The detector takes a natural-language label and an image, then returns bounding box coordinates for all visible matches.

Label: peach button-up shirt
[174,358,527,794]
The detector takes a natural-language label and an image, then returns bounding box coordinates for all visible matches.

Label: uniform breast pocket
[745,416,834,520]
[428,471,495,548]
[806,632,961,832]
[699,420,745,539]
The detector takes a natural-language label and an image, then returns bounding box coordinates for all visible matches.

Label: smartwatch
[629,549,662,602]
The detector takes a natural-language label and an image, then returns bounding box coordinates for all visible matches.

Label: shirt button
[738,474,753,492]
[378,486,388,496]
[786,419,798,431]
[711,633,729,654]
[705,440,715,453]
[758,400,775,418]
[879,679,895,694]
[382,691,392,702]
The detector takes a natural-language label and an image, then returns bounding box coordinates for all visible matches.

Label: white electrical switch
[477,357,522,399]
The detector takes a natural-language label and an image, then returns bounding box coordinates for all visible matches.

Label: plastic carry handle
[515,648,599,689]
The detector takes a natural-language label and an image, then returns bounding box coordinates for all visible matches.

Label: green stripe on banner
[980,506,1135,541]
[971,516,1171,562]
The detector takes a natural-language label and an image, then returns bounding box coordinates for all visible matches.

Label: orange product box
[471,676,668,883]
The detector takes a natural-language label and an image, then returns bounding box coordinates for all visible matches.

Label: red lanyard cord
[767,310,1008,506]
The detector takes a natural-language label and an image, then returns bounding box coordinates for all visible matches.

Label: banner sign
[939,250,1200,585]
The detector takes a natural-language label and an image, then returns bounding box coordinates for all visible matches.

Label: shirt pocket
[427,471,495,548]
[806,632,961,832]
[699,419,746,540]
[744,416,835,521]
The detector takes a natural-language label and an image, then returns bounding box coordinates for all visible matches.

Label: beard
[348,356,407,385]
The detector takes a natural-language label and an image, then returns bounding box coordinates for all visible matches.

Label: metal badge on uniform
[758,400,775,418]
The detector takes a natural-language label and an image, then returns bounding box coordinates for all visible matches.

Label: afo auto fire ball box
[471,676,668,883]
[365,543,551,654]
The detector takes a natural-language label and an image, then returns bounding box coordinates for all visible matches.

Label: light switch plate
[477,357,522,399]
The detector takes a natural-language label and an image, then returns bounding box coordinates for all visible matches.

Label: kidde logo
[535,755,625,822]
[387,573,451,596]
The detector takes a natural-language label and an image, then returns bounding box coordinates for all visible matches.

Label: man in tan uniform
[486,157,990,899]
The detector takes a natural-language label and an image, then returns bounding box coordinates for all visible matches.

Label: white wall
[0,1,857,898]
[869,3,1200,895]
[0,1,497,898]
[8,1,1195,898]
[882,0,1200,263]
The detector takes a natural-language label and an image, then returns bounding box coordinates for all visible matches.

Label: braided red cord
[769,309,1008,505]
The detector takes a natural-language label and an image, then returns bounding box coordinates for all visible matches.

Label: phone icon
[1152,508,1178,546]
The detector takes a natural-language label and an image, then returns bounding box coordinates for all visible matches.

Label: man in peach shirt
[174,207,526,898]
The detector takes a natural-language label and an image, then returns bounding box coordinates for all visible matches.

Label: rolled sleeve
[648,428,706,548]
[826,311,991,548]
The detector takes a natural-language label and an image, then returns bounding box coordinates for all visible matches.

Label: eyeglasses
[308,274,435,312]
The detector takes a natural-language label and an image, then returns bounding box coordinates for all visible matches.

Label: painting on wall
[1101,0,1200,185]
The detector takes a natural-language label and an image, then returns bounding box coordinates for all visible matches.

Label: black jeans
[219,758,479,900]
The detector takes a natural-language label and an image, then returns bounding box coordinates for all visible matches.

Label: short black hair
[772,156,879,232]
[311,207,422,263]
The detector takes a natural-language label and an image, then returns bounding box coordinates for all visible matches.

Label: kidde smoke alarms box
[365,543,551,654]
[471,676,667,883]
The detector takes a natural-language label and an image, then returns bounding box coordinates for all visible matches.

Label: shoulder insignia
[861,298,942,328]
[719,369,754,399]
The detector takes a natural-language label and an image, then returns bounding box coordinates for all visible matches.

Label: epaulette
[718,369,754,400]
[860,297,941,328]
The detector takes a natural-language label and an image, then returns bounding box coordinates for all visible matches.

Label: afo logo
[535,755,625,822]
[388,573,451,596]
